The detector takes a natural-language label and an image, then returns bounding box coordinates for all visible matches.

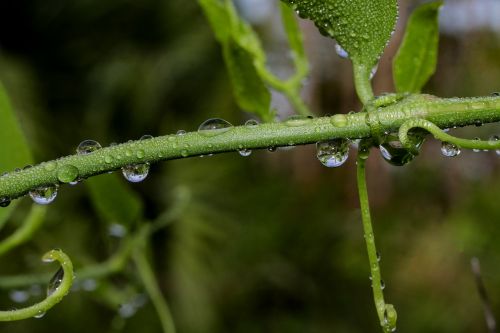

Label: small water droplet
[121,163,150,183]
[316,139,349,167]
[268,146,277,152]
[0,197,11,208]
[284,115,312,127]
[181,150,188,157]
[376,252,381,262]
[57,165,79,183]
[140,134,153,140]
[492,92,500,97]
[76,140,102,155]
[104,155,113,164]
[472,137,481,152]
[335,43,349,59]
[198,118,233,137]
[370,64,378,80]
[47,267,64,296]
[29,185,58,205]
[136,149,145,159]
[34,311,46,319]
[238,148,252,157]
[176,130,186,136]
[441,142,461,157]
[23,165,32,170]
[245,119,259,127]
[330,114,348,127]
[380,280,385,290]
[43,161,57,172]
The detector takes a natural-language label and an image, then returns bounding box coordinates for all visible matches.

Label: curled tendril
[399,118,500,151]
[0,249,74,321]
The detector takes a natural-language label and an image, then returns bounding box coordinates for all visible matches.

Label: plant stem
[0,95,499,202]
[353,62,375,104]
[0,249,74,321]
[133,226,176,333]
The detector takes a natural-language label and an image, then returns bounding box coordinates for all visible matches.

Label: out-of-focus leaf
[281,0,398,68]
[280,3,306,59]
[0,82,33,228]
[86,173,143,228]
[222,38,272,122]
[393,1,443,93]
[198,0,232,42]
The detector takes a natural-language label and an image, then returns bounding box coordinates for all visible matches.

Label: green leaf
[86,173,143,227]
[0,81,33,228]
[222,37,272,122]
[393,1,443,93]
[281,0,398,68]
[198,0,232,42]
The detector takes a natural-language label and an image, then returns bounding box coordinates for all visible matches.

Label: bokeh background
[0,0,500,332]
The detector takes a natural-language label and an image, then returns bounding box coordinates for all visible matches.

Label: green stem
[133,226,176,333]
[353,61,375,104]
[356,155,396,333]
[0,205,46,257]
[0,249,74,321]
[399,118,500,150]
[0,95,499,202]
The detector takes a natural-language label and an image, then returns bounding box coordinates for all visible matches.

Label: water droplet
[181,150,188,157]
[9,290,30,303]
[47,267,64,296]
[284,115,312,127]
[268,146,277,152]
[176,130,186,136]
[379,141,417,166]
[43,161,57,172]
[57,165,79,183]
[245,119,259,127]
[472,137,481,152]
[104,155,113,164]
[198,118,233,137]
[492,92,500,97]
[23,165,32,170]
[140,134,153,140]
[376,252,381,262]
[441,142,461,157]
[29,185,58,205]
[370,64,379,79]
[330,114,348,127]
[380,280,385,290]
[121,163,150,183]
[316,139,349,167]
[335,43,349,59]
[34,311,46,319]
[0,197,11,208]
[76,140,102,155]
[238,148,252,157]
[136,149,145,159]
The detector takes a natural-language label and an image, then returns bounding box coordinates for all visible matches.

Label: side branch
[0,95,499,202]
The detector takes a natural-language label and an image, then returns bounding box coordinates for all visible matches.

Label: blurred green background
[0,0,499,332]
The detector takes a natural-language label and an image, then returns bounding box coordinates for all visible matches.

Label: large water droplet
[0,197,11,208]
[441,142,461,157]
[238,148,252,157]
[29,185,58,205]
[198,118,233,137]
[284,115,312,127]
[77,140,102,155]
[316,139,349,167]
[335,43,349,59]
[47,267,64,296]
[121,163,150,183]
[57,165,79,183]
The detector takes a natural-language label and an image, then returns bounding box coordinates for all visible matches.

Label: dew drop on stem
[489,135,500,155]
[245,119,259,127]
[57,164,79,183]
[316,139,349,167]
[76,139,102,155]
[34,311,46,319]
[441,142,461,157]
[238,148,252,157]
[176,130,186,136]
[335,43,349,59]
[47,267,64,297]
[0,197,11,208]
[29,185,58,205]
[198,118,233,137]
[472,137,481,152]
[122,163,150,183]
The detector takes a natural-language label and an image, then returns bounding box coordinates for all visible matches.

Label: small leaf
[86,173,143,227]
[222,38,272,122]
[0,81,33,228]
[281,0,398,68]
[393,1,443,93]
